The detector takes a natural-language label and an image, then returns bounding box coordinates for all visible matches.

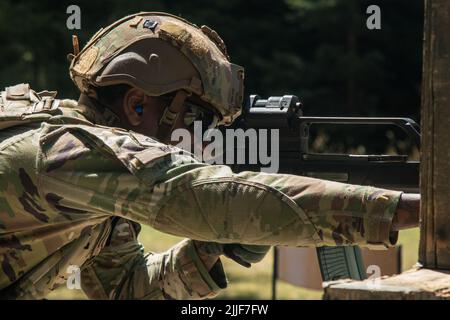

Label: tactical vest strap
[6,83,31,101]
[0,83,61,130]
[33,98,60,112]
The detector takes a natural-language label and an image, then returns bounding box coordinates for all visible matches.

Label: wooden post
[323,0,450,299]
[419,0,450,269]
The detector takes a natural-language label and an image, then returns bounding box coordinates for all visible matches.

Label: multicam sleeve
[81,218,227,300]
[149,167,402,249]
[38,124,402,250]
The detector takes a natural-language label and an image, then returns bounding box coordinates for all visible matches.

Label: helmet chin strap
[156,90,189,143]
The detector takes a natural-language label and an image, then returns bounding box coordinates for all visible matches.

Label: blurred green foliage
[0,0,423,152]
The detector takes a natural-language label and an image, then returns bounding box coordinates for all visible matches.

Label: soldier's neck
[77,94,123,128]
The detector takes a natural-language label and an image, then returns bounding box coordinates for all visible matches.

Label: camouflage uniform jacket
[0,84,402,299]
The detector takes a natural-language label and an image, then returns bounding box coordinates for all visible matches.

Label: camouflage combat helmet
[69,12,245,131]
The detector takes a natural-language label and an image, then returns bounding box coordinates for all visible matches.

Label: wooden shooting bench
[323,0,450,300]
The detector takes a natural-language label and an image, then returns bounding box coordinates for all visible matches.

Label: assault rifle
[223,95,420,282]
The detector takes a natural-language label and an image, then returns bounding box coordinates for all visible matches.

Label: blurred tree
[0,0,423,122]
[286,0,423,119]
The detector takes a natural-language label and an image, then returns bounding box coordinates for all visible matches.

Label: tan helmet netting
[69,12,245,125]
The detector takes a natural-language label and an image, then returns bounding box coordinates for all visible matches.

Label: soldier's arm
[39,124,413,249]
[81,218,226,300]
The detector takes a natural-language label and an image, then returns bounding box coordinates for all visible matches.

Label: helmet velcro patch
[72,46,99,76]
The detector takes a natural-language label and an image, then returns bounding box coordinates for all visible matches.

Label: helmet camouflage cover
[69,12,245,125]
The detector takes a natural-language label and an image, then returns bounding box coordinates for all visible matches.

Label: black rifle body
[222,95,420,282]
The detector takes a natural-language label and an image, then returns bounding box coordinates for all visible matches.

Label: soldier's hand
[222,244,271,268]
[392,193,420,231]
[193,241,271,268]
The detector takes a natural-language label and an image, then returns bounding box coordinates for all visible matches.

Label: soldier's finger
[239,244,271,254]
[232,248,266,263]
[223,246,252,268]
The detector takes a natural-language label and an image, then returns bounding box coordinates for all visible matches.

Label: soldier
[0,12,420,299]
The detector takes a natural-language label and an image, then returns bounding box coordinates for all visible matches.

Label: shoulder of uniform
[58,99,78,108]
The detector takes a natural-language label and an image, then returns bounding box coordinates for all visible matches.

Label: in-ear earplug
[135,105,143,115]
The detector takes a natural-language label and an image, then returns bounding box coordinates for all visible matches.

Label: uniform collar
[76,94,122,127]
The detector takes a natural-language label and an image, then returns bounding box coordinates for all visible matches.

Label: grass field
[48,226,420,300]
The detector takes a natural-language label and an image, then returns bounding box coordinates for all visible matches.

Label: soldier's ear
[122,88,148,126]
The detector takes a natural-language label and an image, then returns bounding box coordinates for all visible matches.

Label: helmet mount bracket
[157,89,190,143]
